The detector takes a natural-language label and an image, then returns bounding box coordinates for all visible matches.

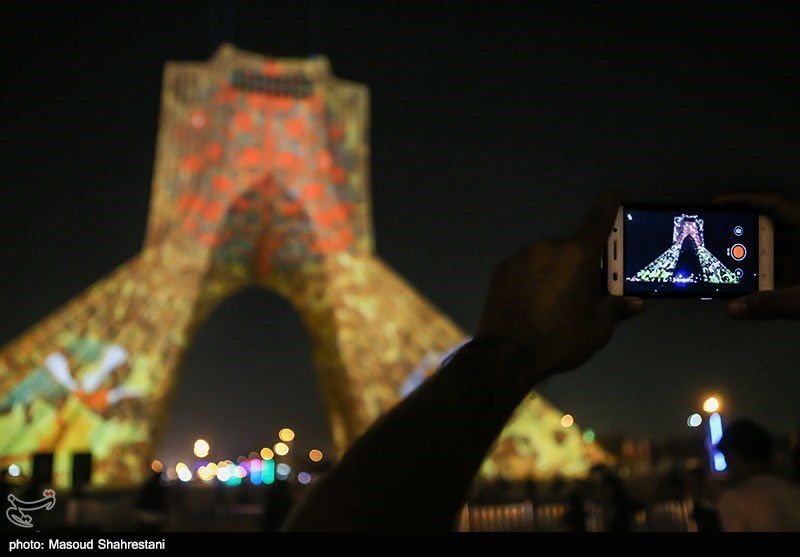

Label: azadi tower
[0,45,609,487]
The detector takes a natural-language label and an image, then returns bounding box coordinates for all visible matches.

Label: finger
[577,188,627,251]
[597,295,645,324]
[726,286,800,320]
[713,189,800,226]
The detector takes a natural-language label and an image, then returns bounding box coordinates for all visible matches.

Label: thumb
[597,296,645,324]
[727,287,800,320]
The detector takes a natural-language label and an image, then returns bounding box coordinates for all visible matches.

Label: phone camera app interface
[624,209,758,296]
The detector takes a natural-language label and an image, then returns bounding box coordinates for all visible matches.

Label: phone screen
[622,206,761,297]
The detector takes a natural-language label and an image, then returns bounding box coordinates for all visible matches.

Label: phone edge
[607,206,624,296]
[758,214,775,291]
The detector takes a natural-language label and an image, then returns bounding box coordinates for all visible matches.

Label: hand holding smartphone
[607,204,774,299]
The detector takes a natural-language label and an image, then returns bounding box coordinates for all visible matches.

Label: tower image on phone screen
[624,209,759,296]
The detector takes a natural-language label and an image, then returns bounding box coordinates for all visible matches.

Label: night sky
[2,1,799,466]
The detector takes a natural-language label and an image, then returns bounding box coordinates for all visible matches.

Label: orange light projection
[0,45,609,487]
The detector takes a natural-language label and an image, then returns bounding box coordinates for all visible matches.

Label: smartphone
[607,204,774,298]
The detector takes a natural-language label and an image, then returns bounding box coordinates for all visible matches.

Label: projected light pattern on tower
[0,45,609,487]
[627,214,738,285]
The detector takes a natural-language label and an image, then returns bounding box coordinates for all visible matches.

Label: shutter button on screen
[730,243,747,261]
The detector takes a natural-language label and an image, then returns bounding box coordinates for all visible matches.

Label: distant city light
[687,413,703,428]
[206,462,218,475]
[178,467,193,482]
[276,463,291,480]
[234,465,247,479]
[279,428,296,442]
[248,452,259,460]
[713,451,728,472]
[165,467,177,481]
[192,460,208,472]
[560,414,574,428]
[176,462,188,473]
[8,464,21,477]
[274,442,289,456]
[309,449,323,462]
[709,412,724,445]
[250,459,263,486]
[261,448,275,460]
[193,439,210,458]
[262,459,275,484]
[581,429,595,444]
[703,396,721,413]
[297,472,312,485]
[197,466,214,482]
[216,466,231,482]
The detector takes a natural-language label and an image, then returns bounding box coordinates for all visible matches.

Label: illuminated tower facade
[0,45,608,487]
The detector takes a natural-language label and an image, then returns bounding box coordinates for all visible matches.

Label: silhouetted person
[596,467,640,532]
[0,469,11,532]
[716,418,800,531]
[523,478,539,506]
[654,462,688,502]
[263,479,294,532]
[564,489,587,532]
[683,461,721,532]
[135,471,168,532]
[691,499,722,533]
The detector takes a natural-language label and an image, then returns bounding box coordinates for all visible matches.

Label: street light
[194,438,210,458]
[702,396,721,413]
[701,395,726,473]
[274,442,289,456]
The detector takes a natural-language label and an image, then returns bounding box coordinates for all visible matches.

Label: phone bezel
[606,204,774,298]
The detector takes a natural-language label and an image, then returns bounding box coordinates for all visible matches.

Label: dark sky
[2,1,799,466]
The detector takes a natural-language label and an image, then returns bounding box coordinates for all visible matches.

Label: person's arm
[714,189,800,319]
[281,189,643,532]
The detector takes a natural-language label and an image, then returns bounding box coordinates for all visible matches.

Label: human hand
[475,189,644,376]
[714,188,800,319]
